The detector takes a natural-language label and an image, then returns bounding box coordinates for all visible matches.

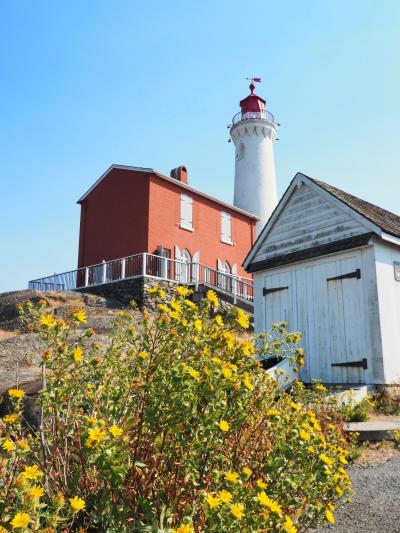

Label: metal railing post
[121,258,126,280]
[142,253,147,276]
[84,267,89,287]
[102,260,107,284]
[233,277,237,305]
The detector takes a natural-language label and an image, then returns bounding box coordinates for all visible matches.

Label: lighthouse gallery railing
[28,253,253,303]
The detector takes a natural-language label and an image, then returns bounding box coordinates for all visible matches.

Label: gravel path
[313,455,400,532]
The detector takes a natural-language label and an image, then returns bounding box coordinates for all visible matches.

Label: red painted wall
[148,175,255,278]
[78,168,150,267]
[78,167,256,279]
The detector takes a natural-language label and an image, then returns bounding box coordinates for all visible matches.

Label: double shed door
[263,253,366,384]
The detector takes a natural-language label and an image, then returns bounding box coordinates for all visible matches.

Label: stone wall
[75,277,178,308]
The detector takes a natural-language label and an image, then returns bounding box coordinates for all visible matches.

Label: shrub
[0,289,351,532]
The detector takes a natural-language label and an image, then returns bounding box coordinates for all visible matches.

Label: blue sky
[1,0,399,293]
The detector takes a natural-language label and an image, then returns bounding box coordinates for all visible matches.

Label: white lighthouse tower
[230,80,278,234]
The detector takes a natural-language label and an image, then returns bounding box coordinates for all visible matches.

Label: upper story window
[180,194,193,230]
[221,211,232,244]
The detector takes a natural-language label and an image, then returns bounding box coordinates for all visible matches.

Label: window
[221,211,232,244]
[217,259,232,292]
[180,194,193,230]
[179,249,191,283]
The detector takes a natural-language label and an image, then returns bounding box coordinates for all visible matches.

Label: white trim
[243,172,382,269]
[380,232,400,247]
[77,164,258,220]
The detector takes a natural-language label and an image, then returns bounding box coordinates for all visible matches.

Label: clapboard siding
[254,183,368,262]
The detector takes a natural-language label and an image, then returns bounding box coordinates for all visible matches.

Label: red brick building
[77,164,257,283]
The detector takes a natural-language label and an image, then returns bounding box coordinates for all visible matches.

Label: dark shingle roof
[307,176,400,240]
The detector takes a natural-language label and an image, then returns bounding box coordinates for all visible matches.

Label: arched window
[218,260,231,292]
[179,249,191,283]
[237,142,245,161]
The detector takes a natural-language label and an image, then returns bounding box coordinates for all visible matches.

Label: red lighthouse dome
[239,82,266,114]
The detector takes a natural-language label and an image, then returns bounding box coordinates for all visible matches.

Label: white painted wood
[254,248,382,385]
[221,211,232,243]
[244,173,381,270]
[180,194,193,230]
[374,241,400,383]
[253,182,369,262]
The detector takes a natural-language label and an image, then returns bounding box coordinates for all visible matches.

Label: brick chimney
[170,166,188,184]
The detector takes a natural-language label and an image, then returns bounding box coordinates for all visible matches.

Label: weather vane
[246,77,262,84]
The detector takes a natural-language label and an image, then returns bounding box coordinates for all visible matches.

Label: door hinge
[263,286,289,296]
[327,268,361,282]
[331,358,368,370]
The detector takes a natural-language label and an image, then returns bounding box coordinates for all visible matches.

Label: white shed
[244,173,400,386]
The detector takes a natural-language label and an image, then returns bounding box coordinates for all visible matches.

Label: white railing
[28,253,253,303]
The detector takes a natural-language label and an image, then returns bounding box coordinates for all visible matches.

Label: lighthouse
[230,80,278,234]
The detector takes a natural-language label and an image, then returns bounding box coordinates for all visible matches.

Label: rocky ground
[313,443,400,532]
[0,289,127,394]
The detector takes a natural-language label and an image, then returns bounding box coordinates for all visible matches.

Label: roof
[244,172,400,270]
[77,164,259,221]
[308,176,400,240]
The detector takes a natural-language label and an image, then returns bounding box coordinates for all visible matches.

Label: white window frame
[221,211,232,244]
[180,194,193,231]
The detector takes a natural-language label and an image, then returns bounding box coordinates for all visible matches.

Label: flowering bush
[0,289,351,531]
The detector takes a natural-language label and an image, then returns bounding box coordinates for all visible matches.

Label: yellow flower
[230,503,245,520]
[224,471,239,484]
[336,486,344,497]
[69,495,86,512]
[170,299,182,312]
[215,314,224,326]
[8,389,25,399]
[218,489,233,503]
[173,525,194,533]
[194,319,202,332]
[3,413,19,424]
[169,311,180,320]
[138,351,149,359]
[184,299,197,309]
[2,438,14,452]
[299,429,311,441]
[289,400,302,411]
[181,319,188,326]
[242,466,252,477]
[256,492,283,515]
[319,454,334,467]
[158,304,169,313]
[109,425,123,437]
[242,341,255,356]
[339,455,348,465]
[16,439,30,451]
[266,409,280,417]
[146,287,158,293]
[158,288,166,298]
[206,290,219,308]
[325,509,335,524]
[219,420,230,432]
[256,479,267,489]
[206,493,221,509]
[315,383,327,391]
[10,512,30,529]
[283,515,297,533]
[187,367,200,380]
[307,446,315,454]
[222,367,232,379]
[176,286,191,296]
[21,465,43,481]
[86,427,106,447]
[236,309,250,329]
[73,347,84,362]
[292,333,302,344]
[30,486,45,498]
[73,310,87,324]
[40,313,57,328]
[243,374,254,391]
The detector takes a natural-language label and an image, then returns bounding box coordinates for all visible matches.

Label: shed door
[326,256,366,384]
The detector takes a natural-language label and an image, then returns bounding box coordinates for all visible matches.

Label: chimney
[170,165,188,184]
